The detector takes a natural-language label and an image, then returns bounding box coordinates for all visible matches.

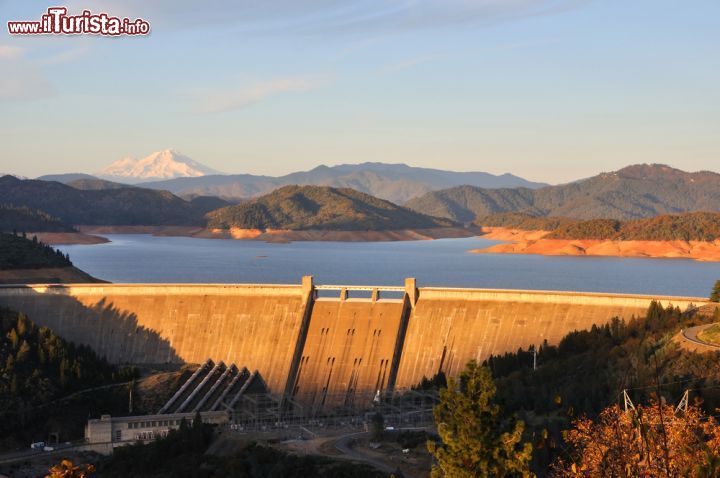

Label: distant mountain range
[139,162,547,204]
[405,164,720,221]
[39,151,547,204]
[206,185,456,231]
[13,163,720,232]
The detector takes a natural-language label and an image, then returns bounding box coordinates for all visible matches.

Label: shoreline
[71,225,477,243]
[29,231,110,245]
[472,227,720,262]
[0,266,106,284]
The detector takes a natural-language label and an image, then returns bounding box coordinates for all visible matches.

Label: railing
[315,285,405,292]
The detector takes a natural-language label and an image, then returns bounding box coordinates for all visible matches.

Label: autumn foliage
[46,460,95,478]
[554,400,720,477]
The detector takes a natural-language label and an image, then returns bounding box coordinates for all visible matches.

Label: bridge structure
[0,278,705,410]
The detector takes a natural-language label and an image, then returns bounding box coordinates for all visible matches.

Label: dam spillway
[0,278,705,408]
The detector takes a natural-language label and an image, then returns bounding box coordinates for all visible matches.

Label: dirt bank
[0,266,106,284]
[473,227,720,262]
[78,225,475,243]
[29,231,110,245]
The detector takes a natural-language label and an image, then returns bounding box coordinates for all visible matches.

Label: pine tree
[428,360,533,477]
[710,280,720,302]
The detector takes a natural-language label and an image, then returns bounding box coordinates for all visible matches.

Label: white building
[85,411,229,446]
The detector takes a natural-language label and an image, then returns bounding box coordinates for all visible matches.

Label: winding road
[681,323,720,350]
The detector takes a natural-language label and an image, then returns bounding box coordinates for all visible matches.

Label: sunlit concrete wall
[0,284,310,393]
[0,281,704,403]
[393,288,701,389]
[291,297,407,408]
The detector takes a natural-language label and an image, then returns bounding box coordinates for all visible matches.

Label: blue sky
[1,0,718,183]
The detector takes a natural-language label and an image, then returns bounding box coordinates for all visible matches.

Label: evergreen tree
[710,280,720,302]
[428,360,533,478]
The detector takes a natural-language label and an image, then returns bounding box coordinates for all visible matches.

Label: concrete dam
[0,278,705,408]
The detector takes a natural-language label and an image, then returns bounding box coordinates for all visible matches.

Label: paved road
[681,323,720,350]
[0,443,77,466]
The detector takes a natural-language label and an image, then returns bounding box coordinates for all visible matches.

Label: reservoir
[56,234,719,297]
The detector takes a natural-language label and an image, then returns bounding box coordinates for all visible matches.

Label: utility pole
[675,389,690,414]
[532,346,537,371]
[622,389,636,413]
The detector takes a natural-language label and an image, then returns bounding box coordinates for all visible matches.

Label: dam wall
[0,279,704,406]
[0,283,312,393]
[394,288,688,388]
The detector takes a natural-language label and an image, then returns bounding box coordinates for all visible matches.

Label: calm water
[55,234,720,297]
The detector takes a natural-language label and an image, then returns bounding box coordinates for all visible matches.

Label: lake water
[55,234,719,297]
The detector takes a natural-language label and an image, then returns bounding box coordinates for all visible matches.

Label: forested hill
[0,233,72,269]
[0,309,136,450]
[0,175,228,226]
[205,185,457,231]
[475,212,578,231]
[477,211,720,241]
[488,301,720,473]
[0,205,76,233]
[406,164,720,221]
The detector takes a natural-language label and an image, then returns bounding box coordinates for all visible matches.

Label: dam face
[0,279,704,407]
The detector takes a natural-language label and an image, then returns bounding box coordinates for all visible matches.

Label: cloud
[0,44,54,101]
[65,0,587,34]
[0,45,25,60]
[38,46,90,66]
[0,63,54,101]
[199,76,330,113]
[377,53,442,76]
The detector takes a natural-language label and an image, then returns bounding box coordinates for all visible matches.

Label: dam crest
[0,278,704,408]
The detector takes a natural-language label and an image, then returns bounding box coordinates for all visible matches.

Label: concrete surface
[0,280,705,408]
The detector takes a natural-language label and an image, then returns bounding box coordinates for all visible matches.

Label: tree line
[0,231,72,269]
[0,309,137,450]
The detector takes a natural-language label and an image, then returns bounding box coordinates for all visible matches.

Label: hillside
[474,212,578,231]
[406,164,720,221]
[37,173,99,183]
[548,212,720,241]
[0,232,102,282]
[0,175,225,226]
[0,309,136,450]
[406,186,539,222]
[141,162,546,204]
[488,302,720,473]
[205,185,457,231]
[0,205,76,233]
[0,233,73,269]
[478,211,720,242]
[67,178,130,190]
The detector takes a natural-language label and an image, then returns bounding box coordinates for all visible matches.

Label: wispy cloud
[0,44,54,102]
[0,63,54,101]
[38,46,90,66]
[199,76,330,113]
[65,0,587,34]
[0,45,24,60]
[377,53,443,76]
[374,37,559,77]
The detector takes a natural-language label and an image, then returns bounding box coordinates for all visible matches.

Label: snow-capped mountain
[98,149,222,182]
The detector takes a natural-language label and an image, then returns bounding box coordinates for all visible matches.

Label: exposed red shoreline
[472,227,720,262]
